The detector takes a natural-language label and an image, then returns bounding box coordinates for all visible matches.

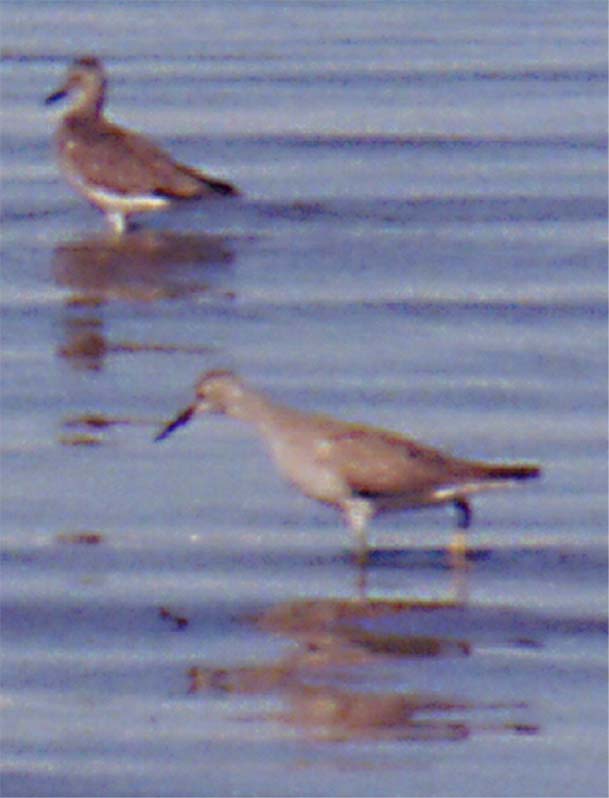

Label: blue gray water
[1,2,607,796]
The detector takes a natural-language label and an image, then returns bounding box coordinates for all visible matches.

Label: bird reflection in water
[54,229,235,370]
[186,595,537,743]
[354,545,472,602]
[54,228,235,303]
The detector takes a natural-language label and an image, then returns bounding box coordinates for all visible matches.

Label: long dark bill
[45,89,67,105]
[154,405,195,442]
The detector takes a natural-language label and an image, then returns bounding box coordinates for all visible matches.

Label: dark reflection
[54,229,233,371]
[158,606,189,631]
[55,531,104,545]
[59,411,158,445]
[53,229,235,304]
[280,685,473,741]
[58,313,215,372]
[187,594,536,742]
[59,316,106,371]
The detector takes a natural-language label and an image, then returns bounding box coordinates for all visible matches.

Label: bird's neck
[226,389,297,437]
[66,90,105,120]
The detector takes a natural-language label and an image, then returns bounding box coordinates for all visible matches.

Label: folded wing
[59,118,239,199]
[317,425,539,498]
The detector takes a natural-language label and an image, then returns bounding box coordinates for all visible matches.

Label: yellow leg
[356,556,369,599]
[449,529,468,570]
[449,530,470,604]
[343,498,373,561]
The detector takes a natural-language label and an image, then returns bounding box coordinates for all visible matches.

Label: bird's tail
[179,164,240,197]
[199,175,239,197]
[467,461,541,481]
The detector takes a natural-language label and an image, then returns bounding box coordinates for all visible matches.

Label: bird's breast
[264,431,350,505]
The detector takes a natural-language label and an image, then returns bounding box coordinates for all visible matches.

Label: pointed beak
[154,405,196,442]
[45,87,67,106]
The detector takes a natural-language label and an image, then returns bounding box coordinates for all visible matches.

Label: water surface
[1,2,607,796]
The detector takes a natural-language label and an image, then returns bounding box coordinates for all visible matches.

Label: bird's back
[257,403,539,504]
[58,114,238,199]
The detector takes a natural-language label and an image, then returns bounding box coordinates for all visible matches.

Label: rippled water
[1,2,607,796]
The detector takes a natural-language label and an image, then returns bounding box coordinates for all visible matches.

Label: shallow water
[1,2,608,796]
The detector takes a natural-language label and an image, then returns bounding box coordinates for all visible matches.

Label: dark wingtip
[154,405,195,442]
[218,182,241,197]
[512,464,542,480]
[206,177,240,197]
[486,463,542,481]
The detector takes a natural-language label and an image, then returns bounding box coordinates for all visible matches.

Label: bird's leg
[454,497,472,529]
[342,498,373,567]
[450,497,471,570]
[107,211,127,236]
[356,559,369,599]
[451,563,470,607]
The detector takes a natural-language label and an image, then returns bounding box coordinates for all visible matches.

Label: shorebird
[45,56,239,234]
[155,371,541,558]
